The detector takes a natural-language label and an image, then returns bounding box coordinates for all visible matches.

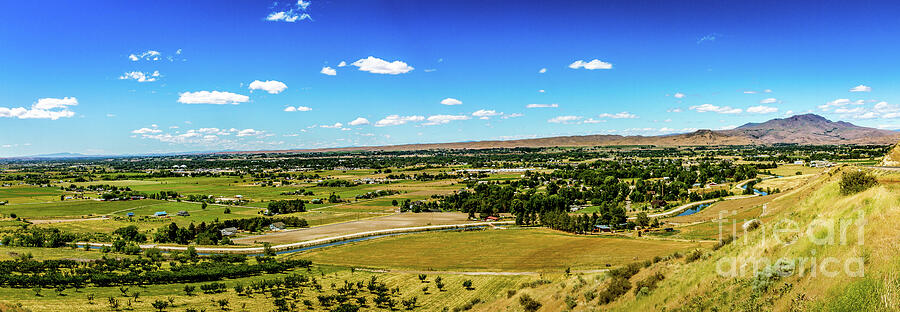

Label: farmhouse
[220,227,238,236]
[269,222,286,231]
[176,211,190,216]
[154,211,168,217]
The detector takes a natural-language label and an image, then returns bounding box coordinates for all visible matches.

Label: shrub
[685,249,703,263]
[634,272,665,296]
[597,276,631,304]
[518,294,542,312]
[712,235,735,251]
[751,259,795,292]
[839,170,877,195]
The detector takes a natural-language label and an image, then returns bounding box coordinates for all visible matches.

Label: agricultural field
[0,145,895,311]
[298,228,707,272]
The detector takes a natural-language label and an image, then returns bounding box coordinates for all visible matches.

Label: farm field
[233,212,474,245]
[0,185,68,204]
[298,228,708,272]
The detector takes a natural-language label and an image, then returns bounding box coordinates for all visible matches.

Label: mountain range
[230,114,900,154]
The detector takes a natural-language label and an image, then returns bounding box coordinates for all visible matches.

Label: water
[676,203,710,217]
[740,184,769,196]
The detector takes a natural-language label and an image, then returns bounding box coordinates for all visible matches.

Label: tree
[462,279,473,290]
[201,202,208,210]
[519,294,542,312]
[635,212,650,228]
[216,299,229,310]
[434,276,444,291]
[182,285,195,296]
[418,274,427,283]
[151,299,169,311]
[391,199,398,206]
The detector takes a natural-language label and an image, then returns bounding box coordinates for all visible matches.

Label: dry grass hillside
[484,166,900,311]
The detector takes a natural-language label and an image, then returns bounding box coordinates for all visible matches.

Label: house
[269,222,286,231]
[220,227,238,236]
[176,211,190,216]
[126,212,134,217]
[484,216,499,221]
[593,225,612,233]
[154,211,168,217]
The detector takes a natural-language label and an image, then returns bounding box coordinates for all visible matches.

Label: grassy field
[0,185,68,204]
[1,199,180,219]
[766,164,824,176]
[298,228,707,272]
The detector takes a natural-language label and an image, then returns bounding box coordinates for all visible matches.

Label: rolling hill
[227,113,900,154]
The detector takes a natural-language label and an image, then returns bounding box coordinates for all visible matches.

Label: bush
[839,171,877,195]
[685,249,703,263]
[597,276,631,304]
[633,272,665,296]
[751,259,795,292]
[518,294,542,312]
[712,235,735,251]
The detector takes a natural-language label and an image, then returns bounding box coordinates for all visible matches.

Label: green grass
[298,228,706,272]
[0,185,68,204]
[1,199,173,218]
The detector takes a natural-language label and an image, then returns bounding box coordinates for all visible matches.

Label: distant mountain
[222,114,899,154]
[720,113,898,144]
[10,114,898,159]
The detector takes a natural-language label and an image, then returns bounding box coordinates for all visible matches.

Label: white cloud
[320,66,337,76]
[743,90,758,94]
[538,89,545,93]
[539,68,547,74]
[284,106,312,112]
[375,115,424,127]
[501,113,523,119]
[667,108,683,113]
[689,104,742,114]
[849,85,871,92]
[440,98,462,105]
[568,59,613,70]
[673,92,685,99]
[423,114,470,125]
[352,56,414,74]
[472,109,502,117]
[759,98,777,104]
[835,107,863,114]
[0,97,78,120]
[266,11,311,22]
[697,33,720,44]
[746,105,778,114]
[248,80,288,94]
[236,129,265,137]
[526,103,558,108]
[819,98,864,111]
[337,61,347,67]
[320,123,344,129]
[548,115,582,124]
[854,111,879,119]
[874,101,899,113]
[583,118,604,124]
[764,89,772,93]
[178,91,249,105]
[119,71,160,82]
[597,111,637,119]
[349,117,370,126]
[128,50,161,61]
[131,127,161,134]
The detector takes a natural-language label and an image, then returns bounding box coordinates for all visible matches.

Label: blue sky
[2,0,900,156]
